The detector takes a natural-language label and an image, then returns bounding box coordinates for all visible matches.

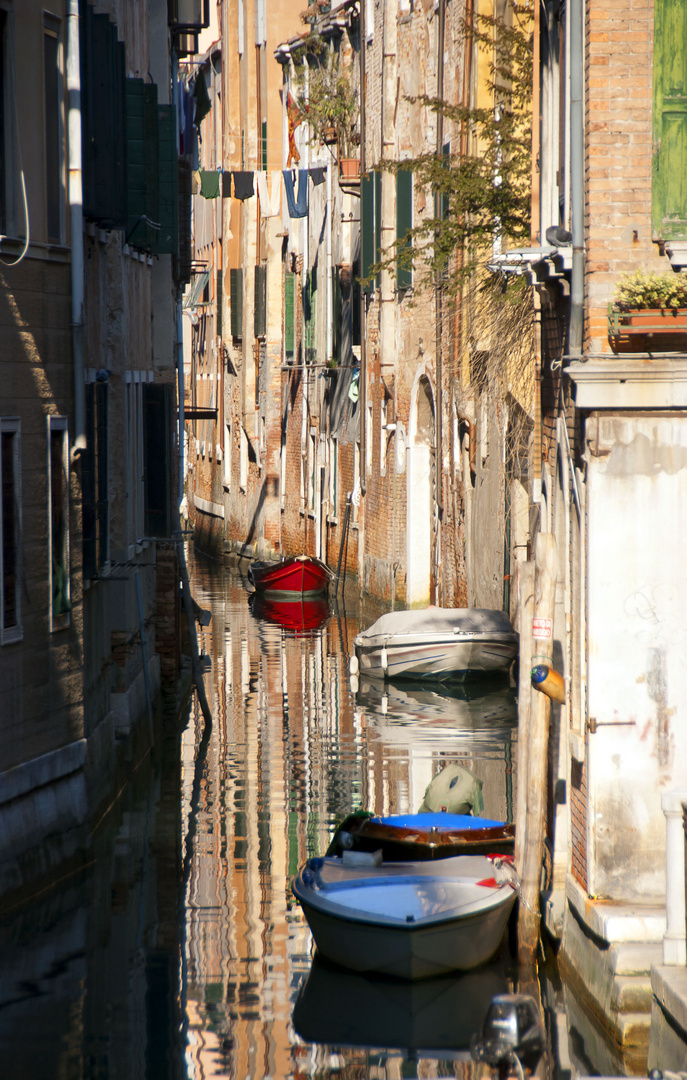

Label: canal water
[0,554,645,1079]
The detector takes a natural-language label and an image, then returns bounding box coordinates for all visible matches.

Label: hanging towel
[283,170,308,219]
[199,169,220,199]
[232,171,254,200]
[309,166,326,186]
[192,170,201,195]
[256,171,282,217]
[222,171,232,197]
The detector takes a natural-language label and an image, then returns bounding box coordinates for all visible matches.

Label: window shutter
[152,104,178,255]
[284,271,295,359]
[216,268,223,339]
[125,78,160,249]
[361,171,375,293]
[254,265,267,338]
[653,0,687,239]
[396,169,413,290]
[230,268,243,338]
[305,268,317,362]
[143,383,172,537]
[331,266,341,363]
[80,6,126,228]
[374,171,382,290]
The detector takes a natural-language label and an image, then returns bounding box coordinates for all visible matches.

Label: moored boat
[327,811,515,862]
[352,606,519,683]
[292,851,518,980]
[247,554,333,597]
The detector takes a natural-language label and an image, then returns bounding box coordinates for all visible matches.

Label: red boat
[247,554,333,597]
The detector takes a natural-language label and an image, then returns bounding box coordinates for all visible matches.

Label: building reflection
[181,560,519,1079]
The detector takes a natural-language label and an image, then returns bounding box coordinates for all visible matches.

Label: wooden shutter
[125,78,160,249]
[331,266,341,363]
[305,268,317,362]
[216,268,223,339]
[230,268,243,338]
[143,383,172,537]
[653,0,687,239]
[80,6,126,228]
[284,270,295,359]
[396,169,413,290]
[254,265,267,338]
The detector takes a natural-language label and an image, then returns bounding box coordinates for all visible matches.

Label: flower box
[608,303,687,351]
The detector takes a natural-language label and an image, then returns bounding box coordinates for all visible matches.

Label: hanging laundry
[309,167,326,186]
[192,169,201,195]
[232,171,255,200]
[199,169,220,199]
[222,171,232,198]
[194,70,212,127]
[287,93,302,168]
[256,171,282,217]
[283,170,308,219]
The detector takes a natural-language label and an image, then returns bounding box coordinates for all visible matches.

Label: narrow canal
[0,552,644,1079]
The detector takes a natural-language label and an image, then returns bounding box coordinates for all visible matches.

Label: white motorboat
[352,607,519,683]
[292,852,518,981]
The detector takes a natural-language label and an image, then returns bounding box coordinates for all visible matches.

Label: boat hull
[248,555,332,597]
[297,887,515,980]
[292,854,517,981]
[353,607,519,683]
[355,634,518,681]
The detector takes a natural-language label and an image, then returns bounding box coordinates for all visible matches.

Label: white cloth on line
[256,170,282,217]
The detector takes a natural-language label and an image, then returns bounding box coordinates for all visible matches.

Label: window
[125,374,145,551]
[0,8,11,236]
[308,431,316,510]
[284,270,296,361]
[143,383,172,537]
[329,437,338,517]
[83,380,109,578]
[1,418,21,644]
[380,398,387,475]
[366,401,373,475]
[44,16,64,243]
[48,417,70,627]
[239,426,248,491]
[223,422,231,491]
[361,171,382,294]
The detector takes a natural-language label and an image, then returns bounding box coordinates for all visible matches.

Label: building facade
[0,0,190,907]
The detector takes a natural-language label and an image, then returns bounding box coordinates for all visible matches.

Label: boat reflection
[355,675,517,727]
[293,952,511,1056]
[248,591,331,634]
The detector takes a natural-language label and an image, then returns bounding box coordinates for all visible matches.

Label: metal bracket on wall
[587,717,637,734]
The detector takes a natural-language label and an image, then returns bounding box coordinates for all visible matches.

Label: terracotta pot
[339,158,360,184]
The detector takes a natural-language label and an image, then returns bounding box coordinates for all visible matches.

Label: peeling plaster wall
[585,414,687,900]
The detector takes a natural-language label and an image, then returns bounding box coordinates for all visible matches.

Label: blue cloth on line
[283,169,309,218]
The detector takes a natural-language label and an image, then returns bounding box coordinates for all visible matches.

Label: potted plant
[609,269,687,346]
[293,58,360,176]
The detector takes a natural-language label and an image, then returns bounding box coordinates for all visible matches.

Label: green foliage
[292,40,359,156]
[372,0,533,291]
[612,268,687,310]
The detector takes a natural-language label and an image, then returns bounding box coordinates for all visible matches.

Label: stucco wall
[586,414,687,900]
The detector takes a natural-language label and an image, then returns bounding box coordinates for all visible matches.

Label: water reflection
[248,593,331,635]
[0,555,647,1078]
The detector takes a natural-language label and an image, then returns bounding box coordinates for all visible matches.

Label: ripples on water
[0,555,634,1078]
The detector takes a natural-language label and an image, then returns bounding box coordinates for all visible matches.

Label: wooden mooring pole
[516,532,557,967]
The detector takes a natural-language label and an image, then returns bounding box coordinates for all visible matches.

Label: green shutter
[125,78,160,249]
[361,171,375,294]
[305,268,317,362]
[653,0,687,239]
[396,169,413,290]
[230,268,243,338]
[331,266,341,363]
[216,268,223,339]
[152,104,178,255]
[284,271,295,358]
[254,265,267,338]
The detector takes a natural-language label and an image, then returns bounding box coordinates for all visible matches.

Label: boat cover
[357,606,516,642]
[376,813,506,830]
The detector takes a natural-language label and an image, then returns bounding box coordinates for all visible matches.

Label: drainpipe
[176,298,185,506]
[568,0,584,357]
[359,1,367,496]
[66,0,86,455]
